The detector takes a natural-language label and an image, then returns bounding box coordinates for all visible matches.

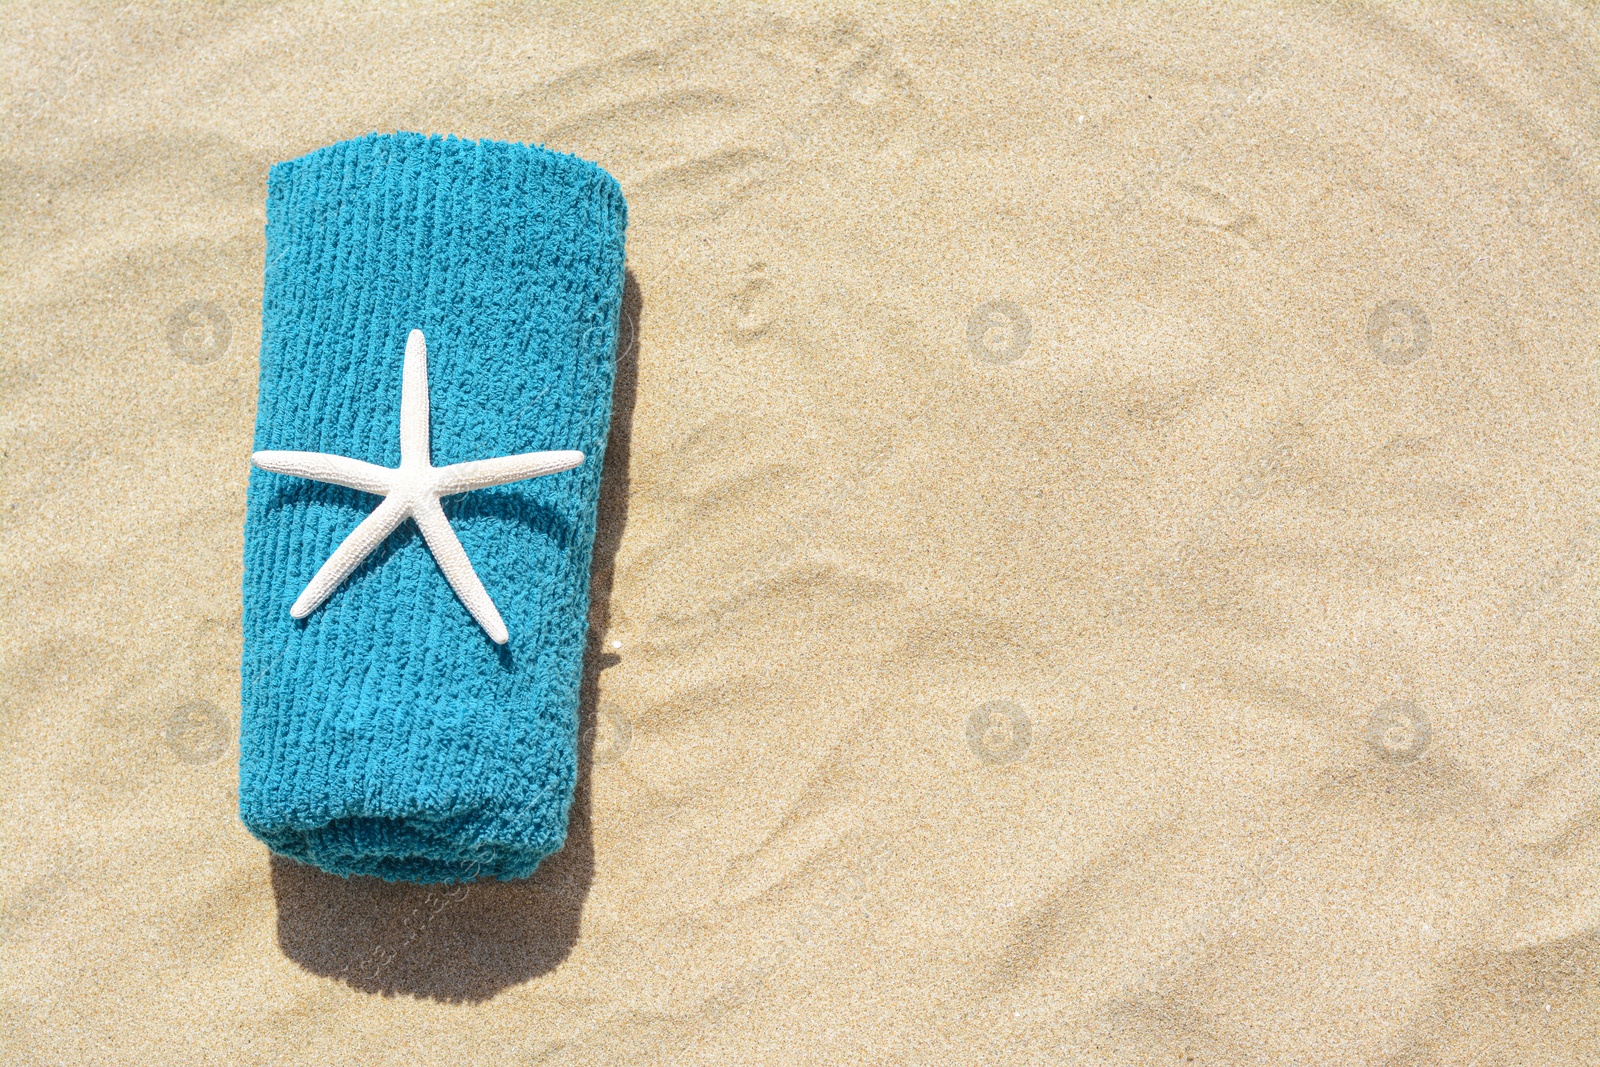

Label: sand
[3,2,1598,1063]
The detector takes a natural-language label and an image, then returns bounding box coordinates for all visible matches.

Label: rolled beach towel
[239,132,627,883]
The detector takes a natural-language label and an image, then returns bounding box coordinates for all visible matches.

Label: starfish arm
[412,496,509,644]
[400,328,431,467]
[251,451,398,496]
[289,495,409,620]
[431,450,584,496]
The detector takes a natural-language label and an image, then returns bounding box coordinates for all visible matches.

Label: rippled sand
[3,3,1597,1064]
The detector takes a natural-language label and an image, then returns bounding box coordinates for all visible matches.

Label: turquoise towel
[239,132,627,884]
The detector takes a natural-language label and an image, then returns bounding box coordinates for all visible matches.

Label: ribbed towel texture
[239,132,627,883]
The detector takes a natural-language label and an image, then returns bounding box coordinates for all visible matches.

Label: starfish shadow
[268,269,643,1002]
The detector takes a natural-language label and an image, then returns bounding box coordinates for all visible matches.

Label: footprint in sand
[524,19,920,229]
[728,262,774,342]
[1169,180,1269,249]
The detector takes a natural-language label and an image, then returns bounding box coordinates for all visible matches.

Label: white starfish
[252,328,583,644]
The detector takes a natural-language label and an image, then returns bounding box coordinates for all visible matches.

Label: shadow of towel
[268,269,642,1003]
